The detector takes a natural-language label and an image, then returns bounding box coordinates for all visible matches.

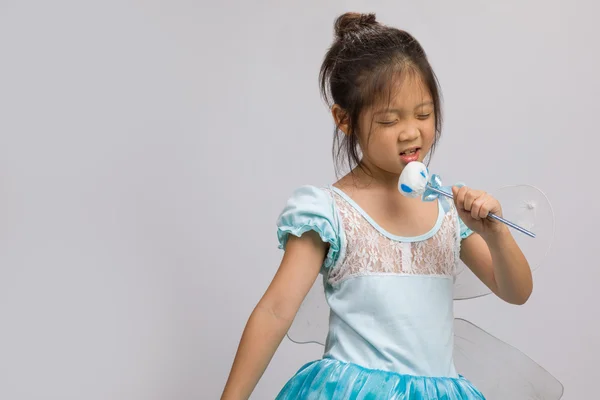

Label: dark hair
[319,12,443,177]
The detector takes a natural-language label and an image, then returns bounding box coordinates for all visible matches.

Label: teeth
[402,149,417,155]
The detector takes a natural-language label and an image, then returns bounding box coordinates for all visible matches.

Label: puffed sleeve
[276,185,341,269]
[459,216,474,240]
[453,182,474,240]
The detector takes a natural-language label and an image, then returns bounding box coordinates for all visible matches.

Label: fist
[452,185,505,236]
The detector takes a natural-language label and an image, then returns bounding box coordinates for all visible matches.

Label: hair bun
[334,12,377,39]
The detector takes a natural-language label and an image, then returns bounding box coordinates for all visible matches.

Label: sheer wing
[454,318,564,399]
[286,274,329,346]
[454,185,555,300]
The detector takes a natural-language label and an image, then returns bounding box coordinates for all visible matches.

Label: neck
[352,162,400,192]
[339,162,425,211]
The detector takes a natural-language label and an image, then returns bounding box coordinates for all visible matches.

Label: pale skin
[220,72,532,400]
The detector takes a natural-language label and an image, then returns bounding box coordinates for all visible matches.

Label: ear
[331,104,350,136]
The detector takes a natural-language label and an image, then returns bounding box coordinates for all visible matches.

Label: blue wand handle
[426,185,536,238]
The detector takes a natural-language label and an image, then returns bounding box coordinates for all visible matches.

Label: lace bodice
[324,187,461,286]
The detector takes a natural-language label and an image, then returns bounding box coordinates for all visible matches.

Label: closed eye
[377,120,398,126]
[417,113,432,120]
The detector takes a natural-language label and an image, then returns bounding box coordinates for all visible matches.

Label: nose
[398,124,420,142]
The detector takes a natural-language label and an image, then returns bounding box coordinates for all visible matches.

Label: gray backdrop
[0,1,597,399]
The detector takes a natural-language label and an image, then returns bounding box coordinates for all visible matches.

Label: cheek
[370,129,397,148]
[355,119,375,148]
[357,122,387,148]
[359,130,396,160]
[421,121,436,146]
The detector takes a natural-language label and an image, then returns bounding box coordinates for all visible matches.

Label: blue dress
[274,185,486,399]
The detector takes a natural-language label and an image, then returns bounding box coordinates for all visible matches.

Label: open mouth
[400,148,419,156]
[399,148,421,163]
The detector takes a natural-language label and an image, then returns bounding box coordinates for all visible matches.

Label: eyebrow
[375,101,434,114]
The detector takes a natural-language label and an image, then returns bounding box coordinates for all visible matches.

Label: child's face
[357,72,436,177]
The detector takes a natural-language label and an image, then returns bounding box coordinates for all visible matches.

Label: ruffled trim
[277,223,340,269]
[459,218,474,240]
[452,182,474,241]
[276,358,486,400]
[275,185,342,270]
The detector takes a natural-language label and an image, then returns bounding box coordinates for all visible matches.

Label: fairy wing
[286,274,329,346]
[454,184,556,300]
[453,318,564,399]
[287,314,565,399]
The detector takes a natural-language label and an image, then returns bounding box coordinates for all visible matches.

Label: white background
[0,1,597,399]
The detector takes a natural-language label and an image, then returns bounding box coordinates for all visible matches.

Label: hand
[452,185,507,238]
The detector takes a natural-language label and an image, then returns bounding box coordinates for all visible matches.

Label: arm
[220,231,327,400]
[459,229,532,304]
[453,186,533,305]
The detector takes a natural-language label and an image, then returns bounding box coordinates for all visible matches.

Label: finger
[453,186,462,209]
[471,195,486,220]
[489,197,502,216]
[452,186,459,207]
[464,189,482,212]
[483,197,496,219]
[474,196,492,220]
[455,186,468,211]
[452,185,459,200]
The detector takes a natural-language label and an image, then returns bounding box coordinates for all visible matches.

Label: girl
[221,12,532,400]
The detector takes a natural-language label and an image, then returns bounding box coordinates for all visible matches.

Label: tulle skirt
[275,358,486,399]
